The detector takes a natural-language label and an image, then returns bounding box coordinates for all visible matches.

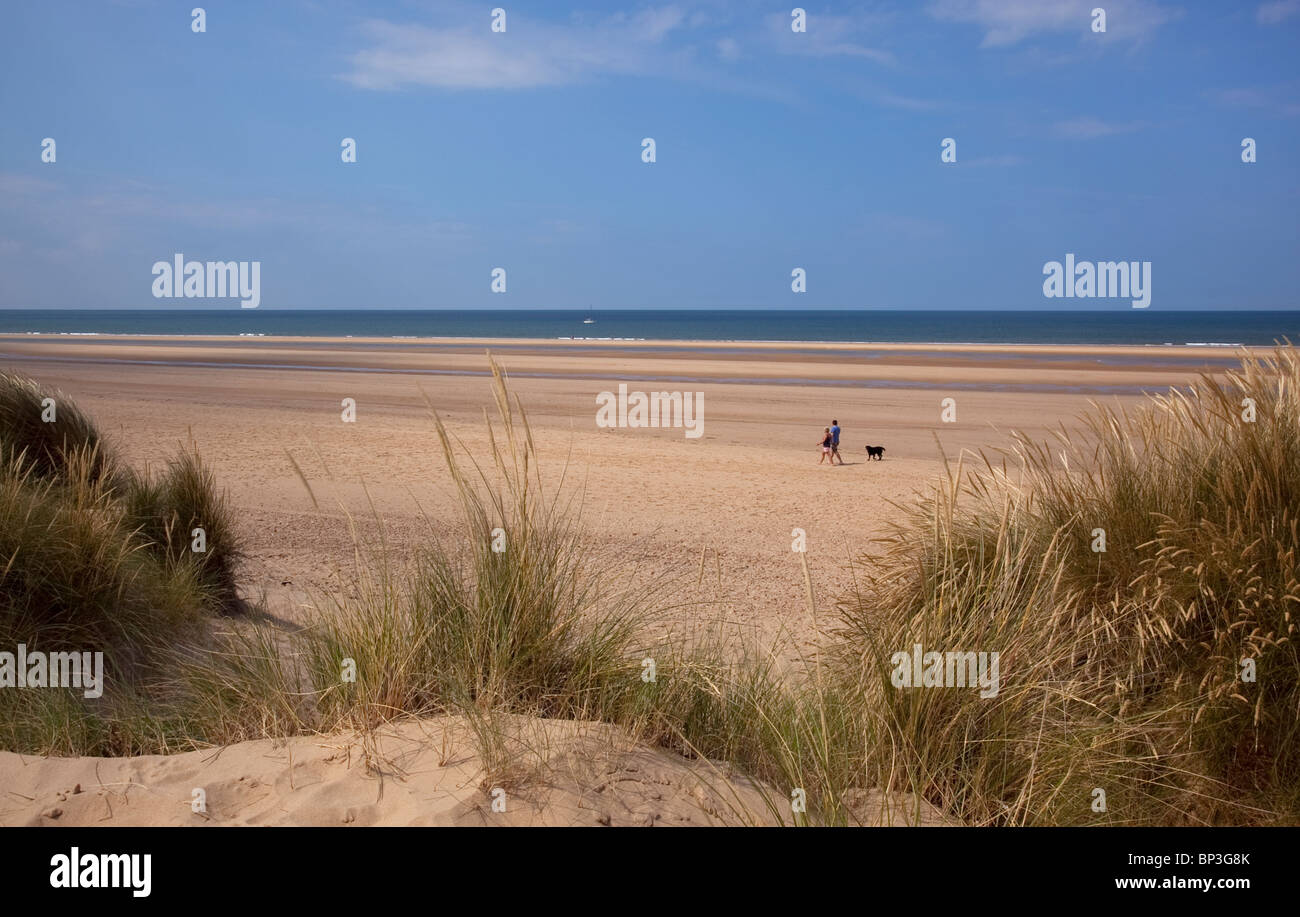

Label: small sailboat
[583,315,595,324]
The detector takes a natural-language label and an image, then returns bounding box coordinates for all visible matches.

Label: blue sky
[1,0,1297,310]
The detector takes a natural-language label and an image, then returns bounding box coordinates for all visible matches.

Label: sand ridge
[0,716,953,827]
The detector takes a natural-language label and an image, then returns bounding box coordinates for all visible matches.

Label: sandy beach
[0,334,1242,651]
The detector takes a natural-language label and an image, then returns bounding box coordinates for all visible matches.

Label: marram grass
[837,346,1300,824]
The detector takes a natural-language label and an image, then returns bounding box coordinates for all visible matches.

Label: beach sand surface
[0,334,1231,651]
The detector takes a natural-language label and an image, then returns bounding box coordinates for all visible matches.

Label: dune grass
[298,362,648,730]
[837,347,1300,825]
[0,372,245,754]
[0,443,210,754]
[0,371,117,486]
[125,444,243,612]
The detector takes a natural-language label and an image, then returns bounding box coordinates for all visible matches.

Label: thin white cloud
[763,10,894,64]
[1257,0,1300,25]
[336,2,906,101]
[630,6,687,41]
[928,0,1178,48]
[843,81,948,111]
[0,177,474,259]
[343,7,696,91]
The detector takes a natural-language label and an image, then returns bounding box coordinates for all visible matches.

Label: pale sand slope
[0,336,1232,654]
[0,716,953,827]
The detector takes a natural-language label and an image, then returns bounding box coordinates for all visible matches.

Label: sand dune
[0,716,952,827]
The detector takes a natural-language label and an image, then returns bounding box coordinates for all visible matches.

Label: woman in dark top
[818,427,833,464]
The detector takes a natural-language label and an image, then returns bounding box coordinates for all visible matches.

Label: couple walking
[818,420,845,465]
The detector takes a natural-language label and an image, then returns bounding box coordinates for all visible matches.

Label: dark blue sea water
[0,310,1297,346]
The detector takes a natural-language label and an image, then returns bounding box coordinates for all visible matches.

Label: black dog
[865,446,886,461]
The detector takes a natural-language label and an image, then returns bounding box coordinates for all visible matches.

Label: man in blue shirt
[830,420,844,465]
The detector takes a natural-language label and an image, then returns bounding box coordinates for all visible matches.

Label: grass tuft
[837,346,1300,824]
[125,444,243,612]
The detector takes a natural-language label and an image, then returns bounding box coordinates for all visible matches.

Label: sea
[0,310,1297,346]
